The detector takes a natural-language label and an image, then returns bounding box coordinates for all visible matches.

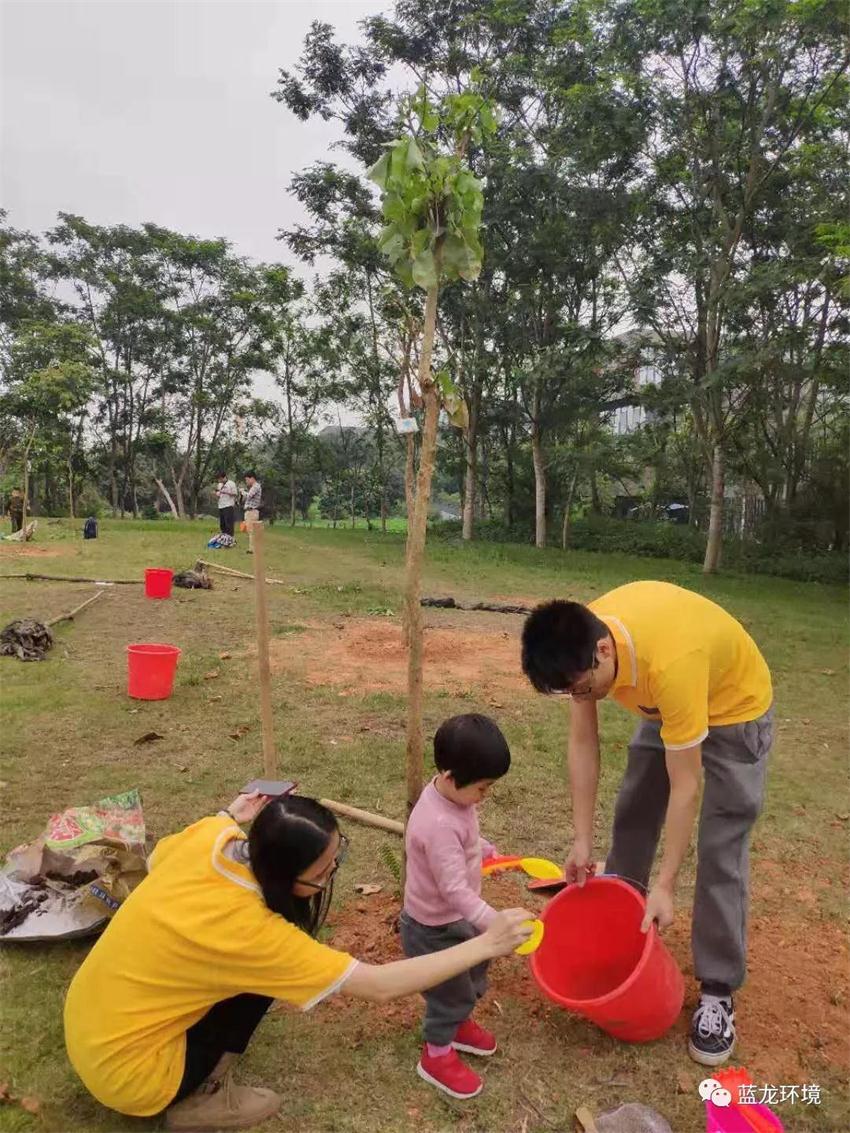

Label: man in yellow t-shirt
[521,581,774,1067]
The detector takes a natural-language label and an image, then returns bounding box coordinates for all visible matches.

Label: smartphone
[240,779,297,798]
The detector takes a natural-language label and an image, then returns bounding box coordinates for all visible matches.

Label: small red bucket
[144,568,173,599]
[127,643,181,700]
[530,876,684,1042]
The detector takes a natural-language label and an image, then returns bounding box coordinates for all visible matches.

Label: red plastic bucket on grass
[530,876,684,1042]
[144,568,173,599]
[127,643,181,700]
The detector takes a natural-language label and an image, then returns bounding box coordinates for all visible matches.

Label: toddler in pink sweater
[401,713,510,1100]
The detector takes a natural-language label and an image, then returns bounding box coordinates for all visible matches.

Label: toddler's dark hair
[433,713,511,788]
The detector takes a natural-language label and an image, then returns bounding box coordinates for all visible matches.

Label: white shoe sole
[688,1037,736,1067]
[452,1040,497,1057]
[416,1063,482,1100]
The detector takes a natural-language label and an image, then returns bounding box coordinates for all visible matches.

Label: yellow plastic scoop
[481,854,564,880]
[515,918,545,955]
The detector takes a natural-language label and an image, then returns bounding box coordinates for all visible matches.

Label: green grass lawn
[1,518,847,1132]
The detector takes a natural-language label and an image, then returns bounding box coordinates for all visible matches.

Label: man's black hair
[433,713,511,788]
[244,470,257,479]
[521,600,610,694]
[216,470,226,478]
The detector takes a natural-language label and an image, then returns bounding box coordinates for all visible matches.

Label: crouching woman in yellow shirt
[64,792,531,1131]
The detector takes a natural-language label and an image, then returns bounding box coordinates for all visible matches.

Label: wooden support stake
[46,589,107,627]
[251,523,276,777]
[319,798,404,836]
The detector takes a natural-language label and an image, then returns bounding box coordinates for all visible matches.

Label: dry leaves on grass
[228,725,251,741]
[203,669,220,681]
[134,731,164,745]
[219,651,232,660]
[353,883,383,896]
[0,1083,41,1115]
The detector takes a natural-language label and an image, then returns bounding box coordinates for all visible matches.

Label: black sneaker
[689,994,736,1066]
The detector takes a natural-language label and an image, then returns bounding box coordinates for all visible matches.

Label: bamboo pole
[194,559,287,586]
[46,589,107,627]
[251,523,276,777]
[319,798,404,836]
[0,573,139,584]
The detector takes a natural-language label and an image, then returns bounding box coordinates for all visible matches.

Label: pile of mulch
[0,618,53,662]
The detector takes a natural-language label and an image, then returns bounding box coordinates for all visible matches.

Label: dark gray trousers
[399,911,489,1045]
[605,708,773,992]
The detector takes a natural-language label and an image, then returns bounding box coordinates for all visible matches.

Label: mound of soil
[269,618,525,696]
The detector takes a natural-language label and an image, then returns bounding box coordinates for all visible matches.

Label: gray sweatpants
[605,708,774,993]
[399,911,489,1045]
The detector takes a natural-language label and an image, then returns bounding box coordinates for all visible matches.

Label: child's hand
[482,908,536,957]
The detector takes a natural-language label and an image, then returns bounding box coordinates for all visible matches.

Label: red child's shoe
[453,1019,497,1056]
[417,1046,483,1099]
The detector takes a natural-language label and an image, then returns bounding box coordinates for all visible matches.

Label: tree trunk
[561,468,579,550]
[405,279,440,818]
[21,431,35,530]
[404,434,416,531]
[703,442,725,573]
[154,477,180,520]
[531,415,546,548]
[170,466,187,519]
[461,390,480,541]
[290,463,297,527]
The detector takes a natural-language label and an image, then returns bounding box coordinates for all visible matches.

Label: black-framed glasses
[296,833,349,893]
[552,656,599,699]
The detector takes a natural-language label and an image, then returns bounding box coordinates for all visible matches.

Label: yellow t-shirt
[588,581,772,749]
[64,816,356,1117]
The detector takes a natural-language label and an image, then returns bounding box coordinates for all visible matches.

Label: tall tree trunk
[21,429,35,530]
[589,470,602,515]
[350,482,356,529]
[531,402,546,548]
[561,468,579,550]
[404,435,416,531]
[154,477,180,519]
[461,386,480,541]
[703,442,725,573]
[289,465,297,527]
[170,465,187,519]
[67,458,75,520]
[405,279,440,819]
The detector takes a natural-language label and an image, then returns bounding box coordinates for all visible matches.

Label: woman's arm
[341,908,533,1003]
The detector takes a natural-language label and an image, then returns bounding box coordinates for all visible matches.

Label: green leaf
[411,248,438,290]
[406,138,424,170]
[366,152,390,189]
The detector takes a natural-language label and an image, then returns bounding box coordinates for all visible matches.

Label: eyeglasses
[552,656,599,700]
[296,834,349,894]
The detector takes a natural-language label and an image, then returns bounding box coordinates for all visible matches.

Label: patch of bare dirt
[665,888,849,1082]
[269,618,525,696]
[0,544,76,558]
[326,869,849,1083]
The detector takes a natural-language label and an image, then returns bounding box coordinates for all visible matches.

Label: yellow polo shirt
[64,816,356,1117]
[588,581,772,749]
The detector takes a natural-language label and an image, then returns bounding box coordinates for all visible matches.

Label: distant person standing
[7,487,24,533]
[243,472,262,554]
[214,472,237,538]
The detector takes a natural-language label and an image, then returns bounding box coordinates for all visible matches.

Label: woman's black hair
[247,796,339,935]
[433,713,511,788]
[521,600,610,693]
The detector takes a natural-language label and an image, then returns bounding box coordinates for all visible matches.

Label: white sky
[1,0,391,417]
[1,0,383,263]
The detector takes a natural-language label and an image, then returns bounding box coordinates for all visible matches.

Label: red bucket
[127,643,181,700]
[530,876,684,1042]
[144,568,173,599]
